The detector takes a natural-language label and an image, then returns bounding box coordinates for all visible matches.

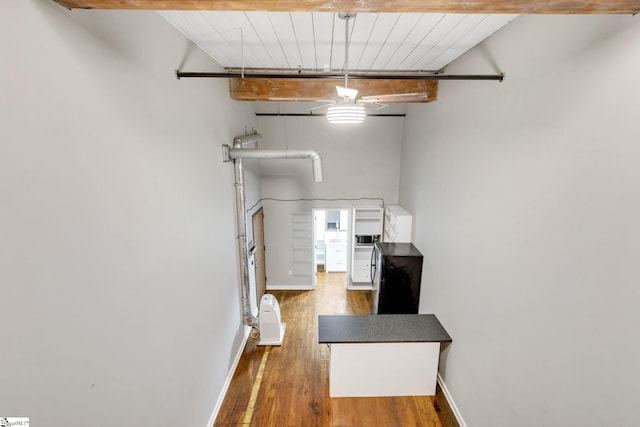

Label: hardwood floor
[214,272,459,427]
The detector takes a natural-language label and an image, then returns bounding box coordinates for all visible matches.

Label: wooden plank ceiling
[51,0,640,104]
[160,10,511,103]
[160,12,516,71]
[53,0,640,14]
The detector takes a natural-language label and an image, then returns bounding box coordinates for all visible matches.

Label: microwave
[355,235,380,245]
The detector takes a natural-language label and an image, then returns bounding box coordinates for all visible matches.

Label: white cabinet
[350,206,383,289]
[325,240,347,272]
[351,257,372,283]
[383,205,413,243]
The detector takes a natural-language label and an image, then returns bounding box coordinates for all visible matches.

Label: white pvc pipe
[230,135,260,327]
[226,135,324,327]
[226,147,324,182]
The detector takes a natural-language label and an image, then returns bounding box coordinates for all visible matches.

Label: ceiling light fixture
[326,104,366,124]
[327,12,366,125]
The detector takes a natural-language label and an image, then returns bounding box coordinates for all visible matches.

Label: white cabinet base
[325,241,347,272]
[328,342,440,397]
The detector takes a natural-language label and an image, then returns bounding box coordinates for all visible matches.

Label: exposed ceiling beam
[51,0,640,14]
[228,78,438,102]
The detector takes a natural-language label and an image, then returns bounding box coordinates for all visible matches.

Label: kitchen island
[318,314,451,397]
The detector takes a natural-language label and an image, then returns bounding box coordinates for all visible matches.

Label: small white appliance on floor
[258,294,286,346]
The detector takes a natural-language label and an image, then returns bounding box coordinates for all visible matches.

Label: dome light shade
[326,104,366,124]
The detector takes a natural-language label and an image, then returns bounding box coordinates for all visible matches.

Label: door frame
[312,207,350,289]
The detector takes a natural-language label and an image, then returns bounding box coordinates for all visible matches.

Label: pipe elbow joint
[310,151,324,182]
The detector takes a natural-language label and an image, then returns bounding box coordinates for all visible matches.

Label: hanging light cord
[344,15,349,89]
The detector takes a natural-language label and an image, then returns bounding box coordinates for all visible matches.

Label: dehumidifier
[258,294,286,346]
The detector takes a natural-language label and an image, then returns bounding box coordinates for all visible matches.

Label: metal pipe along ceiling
[226,134,324,326]
[177,70,505,82]
[225,146,324,182]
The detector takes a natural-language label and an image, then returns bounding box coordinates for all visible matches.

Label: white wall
[256,115,403,288]
[400,14,640,427]
[0,2,256,426]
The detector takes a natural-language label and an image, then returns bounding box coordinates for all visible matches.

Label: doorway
[313,209,350,288]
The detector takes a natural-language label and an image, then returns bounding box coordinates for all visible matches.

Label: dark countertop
[318,314,451,344]
[375,242,423,257]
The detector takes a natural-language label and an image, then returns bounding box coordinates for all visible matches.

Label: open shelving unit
[383,205,413,243]
[349,206,384,290]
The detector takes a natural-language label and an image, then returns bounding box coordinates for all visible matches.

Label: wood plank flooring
[214,272,459,427]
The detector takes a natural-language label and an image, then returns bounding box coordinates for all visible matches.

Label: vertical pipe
[226,135,323,327]
[233,136,257,327]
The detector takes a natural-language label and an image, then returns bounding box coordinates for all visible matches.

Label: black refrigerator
[371,242,423,314]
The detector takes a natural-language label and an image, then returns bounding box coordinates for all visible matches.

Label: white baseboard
[346,285,374,290]
[437,373,468,427]
[266,284,315,290]
[206,326,252,427]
